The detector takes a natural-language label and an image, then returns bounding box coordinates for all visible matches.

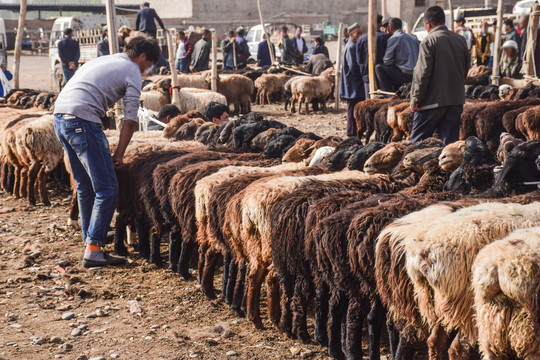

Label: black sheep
[348,142,386,171]
[263,134,297,158]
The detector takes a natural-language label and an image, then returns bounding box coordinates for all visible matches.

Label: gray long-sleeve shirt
[383,30,420,74]
[54,53,141,123]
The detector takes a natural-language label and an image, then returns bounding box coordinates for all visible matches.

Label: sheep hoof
[297,331,310,344]
[42,199,51,206]
[67,218,81,231]
[233,308,245,318]
[249,317,265,330]
[201,285,217,300]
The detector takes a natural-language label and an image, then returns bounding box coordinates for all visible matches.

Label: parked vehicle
[49,14,129,90]
[513,0,537,15]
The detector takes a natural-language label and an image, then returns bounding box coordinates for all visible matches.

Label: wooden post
[448,0,455,31]
[211,30,218,92]
[257,0,276,65]
[524,4,540,78]
[166,32,181,107]
[368,0,378,99]
[381,0,386,18]
[105,0,123,129]
[491,0,504,85]
[13,0,27,89]
[335,23,344,111]
[233,40,237,69]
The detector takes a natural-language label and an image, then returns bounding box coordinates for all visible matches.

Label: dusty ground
[0,53,359,360]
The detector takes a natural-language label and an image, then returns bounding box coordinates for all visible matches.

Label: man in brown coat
[410,5,469,145]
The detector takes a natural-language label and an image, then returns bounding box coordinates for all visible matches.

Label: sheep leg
[394,335,416,360]
[224,254,237,305]
[292,280,310,343]
[0,162,7,191]
[321,99,327,114]
[19,167,29,200]
[150,231,163,267]
[266,91,271,105]
[327,291,347,360]
[304,97,311,115]
[246,263,268,329]
[297,95,304,114]
[386,320,401,359]
[135,219,151,260]
[367,297,386,360]
[345,297,370,360]
[12,166,21,197]
[26,161,41,206]
[231,261,247,317]
[201,248,220,300]
[427,324,451,360]
[221,251,231,301]
[314,282,330,347]
[168,227,182,271]
[279,275,295,338]
[6,164,14,194]
[177,239,195,280]
[197,242,209,283]
[266,267,281,327]
[448,332,475,360]
[37,166,50,206]
[114,217,128,256]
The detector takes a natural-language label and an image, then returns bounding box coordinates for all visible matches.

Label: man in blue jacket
[376,17,420,92]
[58,28,80,84]
[135,2,165,38]
[340,23,364,137]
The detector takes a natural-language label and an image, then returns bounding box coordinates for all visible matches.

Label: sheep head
[496,132,523,163]
[282,138,316,163]
[320,67,335,81]
[250,128,281,152]
[439,141,466,172]
[162,115,191,139]
[403,147,442,174]
[364,142,408,174]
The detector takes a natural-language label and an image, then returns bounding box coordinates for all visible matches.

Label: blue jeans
[175,58,190,73]
[54,114,118,247]
[62,65,76,83]
[410,105,463,145]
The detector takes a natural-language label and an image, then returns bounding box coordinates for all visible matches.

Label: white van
[49,14,129,90]
[246,24,314,63]
[0,18,7,67]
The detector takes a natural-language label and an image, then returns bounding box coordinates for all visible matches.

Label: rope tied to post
[169,85,181,95]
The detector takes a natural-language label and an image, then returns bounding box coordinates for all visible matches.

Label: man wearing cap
[410,6,469,145]
[500,40,522,78]
[381,18,391,34]
[58,28,80,83]
[357,15,390,98]
[279,26,296,65]
[340,23,364,137]
[376,17,420,92]
[455,16,476,67]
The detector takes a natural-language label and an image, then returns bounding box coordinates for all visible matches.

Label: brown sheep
[363,142,410,175]
[354,98,395,142]
[397,106,414,139]
[254,74,289,105]
[502,105,536,138]
[250,128,281,152]
[281,138,316,163]
[217,74,254,115]
[516,105,540,141]
[438,140,466,172]
[387,102,411,141]
[291,68,334,115]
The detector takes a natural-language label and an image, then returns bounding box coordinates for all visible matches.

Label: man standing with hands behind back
[410,6,469,145]
[53,36,160,268]
[58,28,80,84]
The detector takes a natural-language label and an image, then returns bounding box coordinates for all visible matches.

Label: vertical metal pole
[368,0,378,98]
[211,30,218,91]
[257,0,276,65]
[13,0,27,89]
[334,23,344,111]
[491,0,504,85]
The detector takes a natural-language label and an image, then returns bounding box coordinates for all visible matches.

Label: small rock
[230,320,238,325]
[75,355,88,360]
[85,313,97,319]
[95,309,107,317]
[127,300,142,314]
[225,350,237,356]
[290,346,301,356]
[62,343,73,351]
[5,311,18,321]
[31,337,45,345]
[77,324,88,331]
[56,305,72,312]
[49,336,62,344]
[144,336,153,340]
[54,355,62,359]
[88,357,106,360]
[10,323,22,328]
[110,354,119,359]
[150,324,160,330]
[71,328,82,336]
[62,312,75,320]
[300,350,315,359]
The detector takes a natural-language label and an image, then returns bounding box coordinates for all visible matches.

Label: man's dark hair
[282,25,288,32]
[315,37,323,44]
[389,17,403,29]
[237,28,245,36]
[504,18,514,27]
[204,102,228,121]
[228,30,236,37]
[143,2,150,6]
[158,104,181,120]
[377,14,383,24]
[424,6,445,26]
[178,30,185,36]
[64,28,73,36]
[203,29,211,36]
[124,35,160,63]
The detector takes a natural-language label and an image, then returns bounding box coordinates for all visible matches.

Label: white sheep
[308,146,335,167]
[290,67,334,114]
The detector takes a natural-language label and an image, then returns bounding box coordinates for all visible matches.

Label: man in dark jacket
[340,23,364,137]
[306,53,332,76]
[58,28,80,84]
[257,33,275,67]
[292,26,308,64]
[313,37,330,59]
[504,18,521,51]
[235,27,250,66]
[376,17,420,92]
[410,6,469,145]
[135,2,165,38]
[97,27,109,57]
[222,30,240,70]
[280,26,296,65]
[191,29,211,72]
[357,15,390,98]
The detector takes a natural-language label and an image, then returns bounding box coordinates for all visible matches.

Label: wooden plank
[211,30,218,92]
[491,0,504,86]
[13,0,27,89]
[368,0,377,99]
[334,23,344,111]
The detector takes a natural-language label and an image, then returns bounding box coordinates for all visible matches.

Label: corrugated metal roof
[2,0,102,4]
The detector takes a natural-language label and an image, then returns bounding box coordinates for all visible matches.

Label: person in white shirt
[292,26,308,65]
[175,31,193,73]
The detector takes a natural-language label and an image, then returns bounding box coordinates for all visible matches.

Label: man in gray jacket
[410,6,469,145]
[376,17,419,92]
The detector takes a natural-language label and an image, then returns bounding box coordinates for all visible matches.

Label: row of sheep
[1,89,57,110]
[104,111,540,360]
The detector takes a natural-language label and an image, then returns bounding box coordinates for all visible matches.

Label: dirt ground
[0,55,361,360]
